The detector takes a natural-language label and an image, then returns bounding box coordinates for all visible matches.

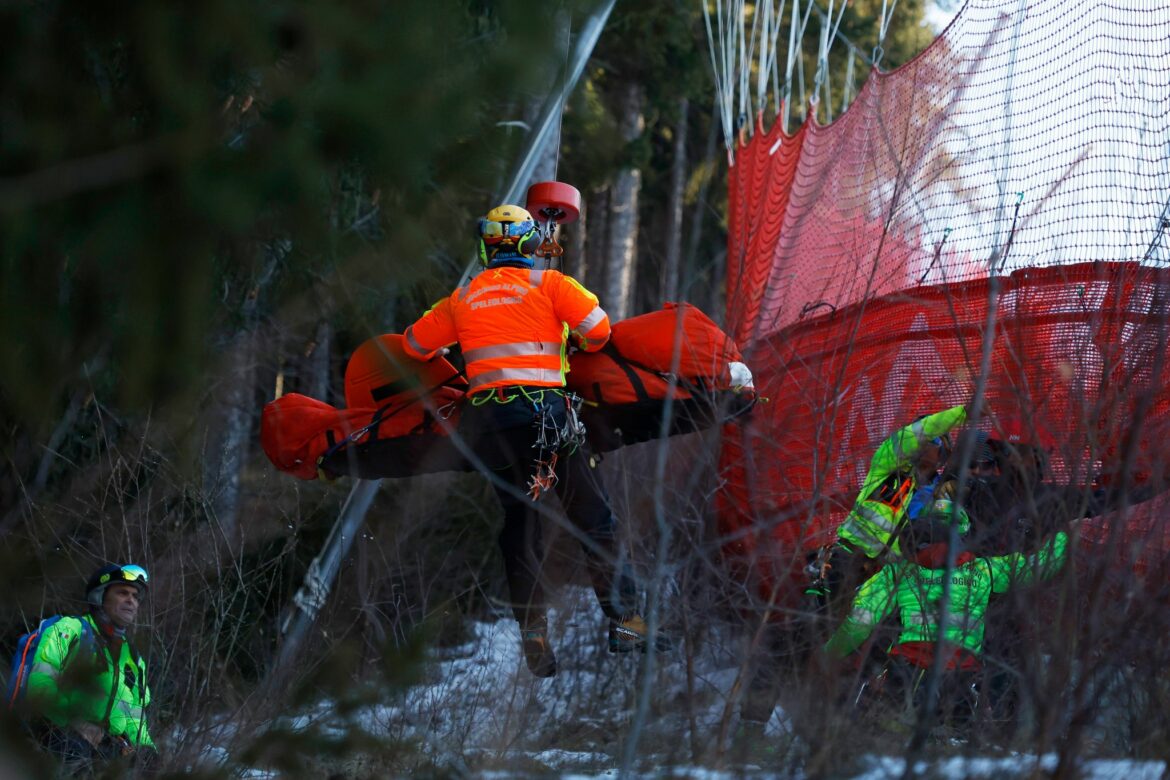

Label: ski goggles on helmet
[930,433,952,462]
[479,218,536,245]
[100,564,149,586]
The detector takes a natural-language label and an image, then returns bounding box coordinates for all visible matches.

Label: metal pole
[272,479,380,676]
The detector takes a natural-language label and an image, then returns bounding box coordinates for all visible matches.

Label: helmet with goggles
[478,204,540,267]
[85,563,149,606]
[913,498,971,542]
[905,498,973,567]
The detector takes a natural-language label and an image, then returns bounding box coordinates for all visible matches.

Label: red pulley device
[526,181,581,259]
[526,181,581,224]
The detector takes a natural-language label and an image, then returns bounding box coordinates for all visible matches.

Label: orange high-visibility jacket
[403,266,611,393]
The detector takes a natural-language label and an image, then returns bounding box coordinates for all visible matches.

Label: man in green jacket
[824,499,1069,723]
[23,563,156,769]
[737,403,976,744]
[807,402,975,610]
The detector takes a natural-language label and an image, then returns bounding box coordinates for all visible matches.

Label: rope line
[704,0,884,151]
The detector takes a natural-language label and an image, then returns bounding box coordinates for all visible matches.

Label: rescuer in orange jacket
[403,204,659,677]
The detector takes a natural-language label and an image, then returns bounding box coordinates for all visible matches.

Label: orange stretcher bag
[260,335,467,481]
[566,303,752,450]
[566,302,743,404]
[260,394,377,481]
[261,306,753,477]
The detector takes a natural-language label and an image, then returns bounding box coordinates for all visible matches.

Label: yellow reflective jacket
[837,405,968,558]
[25,614,153,747]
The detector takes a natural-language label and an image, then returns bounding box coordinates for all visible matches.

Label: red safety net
[718,0,1170,601]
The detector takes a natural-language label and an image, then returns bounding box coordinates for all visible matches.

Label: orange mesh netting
[718,0,1170,598]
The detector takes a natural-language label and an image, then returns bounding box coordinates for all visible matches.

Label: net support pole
[267,0,616,687]
[271,478,381,679]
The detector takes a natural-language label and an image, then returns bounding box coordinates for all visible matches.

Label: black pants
[737,545,883,725]
[805,543,883,617]
[37,724,100,771]
[741,621,792,725]
[460,389,636,626]
[32,723,157,777]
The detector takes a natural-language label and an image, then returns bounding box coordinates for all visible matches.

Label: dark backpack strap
[600,343,651,403]
[325,372,465,460]
[116,625,142,668]
[370,370,465,403]
[600,343,712,401]
[60,616,93,666]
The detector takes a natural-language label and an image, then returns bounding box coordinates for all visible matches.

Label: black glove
[96,734,132,760]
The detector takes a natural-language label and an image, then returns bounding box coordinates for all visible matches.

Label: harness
[468,385,587,498]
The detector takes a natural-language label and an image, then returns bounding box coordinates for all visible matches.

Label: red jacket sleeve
[403,296,457,360]
[543,271,610,352]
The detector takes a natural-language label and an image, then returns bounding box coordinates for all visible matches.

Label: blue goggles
[479,218,536,244]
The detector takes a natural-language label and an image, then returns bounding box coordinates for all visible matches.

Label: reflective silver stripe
[112,698,138,713]
[838,514,890,556]
[469,367,563,389]
[576,305,607,334]
[404,327,428,356]
[839,529,884,557]
[839,504,899,556]
[854,504,898,533]
[456,284,471,302]
[30,662,59,679]
[463,341,562,364]
[910,420,927,440]
[851,609,879,626]
[115,701,146,718]
[529,269,544,286]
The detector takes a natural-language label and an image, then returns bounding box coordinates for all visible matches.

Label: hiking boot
[521,620,557,678]
[608,614,672,653]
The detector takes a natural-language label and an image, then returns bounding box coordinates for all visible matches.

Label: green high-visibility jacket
[25,614,153,747]
[825,531,1069,660]
[836,405,968,558]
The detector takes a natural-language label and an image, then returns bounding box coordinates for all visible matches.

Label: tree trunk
[585,185,609,294]
[686,105,722,318]
[524,98,560,187]
[708,248,727,328]
[567,197,587,280]
[305,319,332,403]
[601,83,645,322]
[203,330,256,546]
[662,97,689,303]
[202,241,283,545]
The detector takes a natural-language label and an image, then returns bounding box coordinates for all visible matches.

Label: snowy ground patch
[852,753,1167,780]
[189,587,1169,778]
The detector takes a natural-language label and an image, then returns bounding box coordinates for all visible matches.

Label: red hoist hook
[525,181,581,259]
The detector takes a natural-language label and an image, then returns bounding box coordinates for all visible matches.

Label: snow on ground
[367,590,1168,778]
[351,587,757,771]
[195,586,1169,777]
[852,754,1167,780]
